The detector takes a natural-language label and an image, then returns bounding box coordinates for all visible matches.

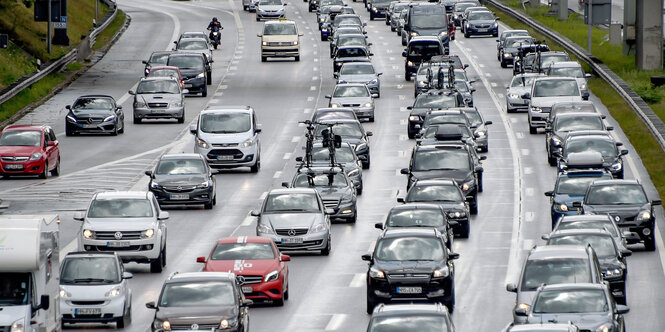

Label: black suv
[555,131,628,179]
[545,112,612,166]
[362,228,459,313]
[406,90,465,138]
[376,203,456,249]
[367,303,454,330]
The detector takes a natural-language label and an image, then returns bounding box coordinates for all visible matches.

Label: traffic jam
[0,0,658,330]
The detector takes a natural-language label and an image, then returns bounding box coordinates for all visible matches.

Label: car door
[43,128,58,169]
[114,100,124,125]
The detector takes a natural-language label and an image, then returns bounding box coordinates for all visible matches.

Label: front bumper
[60,295,126,323]
[328,201,357,220]
[0,158,46,175]
[256,11,285,20]
[240,277,284,301]
[408,117,424,136]
[618,221,653,244]
[196,143,259,168]
[370,7,388,17]
[506,95,529,110]
[367,276,453,304]
[465,25,498,35]
[134,106,184,120]
[262,45,300,57]
[81,238,161,262]
[150,186,214,206]
[528,109,550,128]
[260,231,330,252]
[183,77,206,93]
[66,119,118,134]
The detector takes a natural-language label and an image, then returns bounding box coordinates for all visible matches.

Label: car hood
[375,259,441,274]
[583,204,646,219]
[258,4,284,10]
[508,86,530,95]
[553,193,584,206]
[413,28,446,35]
[410,169,473,183]
[155,306,238,324]
[179,68,205,79]
[338,74,377,83]
[198,130,253,144]
[0,305,30,326]
[204,258,280,275]
[527,313,612,329]
[136,93,182,103]
[264,35,297,42]
[330,96,372,104]
[83,218,156,231]
[0,145,40,157]
[531,96,582,107]
[71,109,114,117]
[176,48,210,55]
[60,283,122,298]
[340,137,365,146]
[261,213,322,229]
[598,257,623,270]
[312,186,351,199]
[153,174,207,186]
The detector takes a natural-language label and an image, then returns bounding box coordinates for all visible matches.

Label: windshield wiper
[73,278,107,283]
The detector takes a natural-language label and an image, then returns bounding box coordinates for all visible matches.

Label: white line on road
[525,187,534,196]
[283,152,292,160]
[303,108,312,113]
[521,149,530,156]
[291,136,301,143]
[490,82,497,87]
[273,171,282,179]
[325,314,347,331]
[349,273,365,287]
[307,96,315,102]
[310,86,317,91]
[241,215,253,226]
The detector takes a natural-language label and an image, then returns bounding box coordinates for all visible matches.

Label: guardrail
[0,0,118,106]
[487,0,665,153]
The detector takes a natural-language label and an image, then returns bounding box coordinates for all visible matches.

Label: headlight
[417,80,426,87]
[611,162,622,171]
[363,102,373,108]
[262,41,268,46]
[161,320,171,331]
[516,302,529,312]
[433,266,449,278]
[439,31,448,37]
[59,287,71,298]
[603,268,623,278]
[196,137,210,149]
[461,182,471,191]
[257,223,275,234]
[10,319,23,332]
[83,229,94,239]
[264,270,279,282]
[196,72,205,79]
[240,137,255,148]
[66,115,77,123]
[330,103,341,108]
[596,324,611,332]
[150,181,161,189]
[134,100,146,108]
[355,143,367,151]
[580,83,587,90]
[311,222,328,233]
[347,168,360,177]
[105,286,122,297]
[368,79,378,84]
[171,100,183,107]
[409,115,420,121]
[407,61,414,66]
[103,115,116,122]
[476,131,486,137]
[531,106,542,113]
[410,32,418,37]
[142,228,155,239]
[197,181,211,189]
[29,152,42,161]
[503,53,513,58]
[293,40,299,45]
[447,210,466,219]
[551,136,562,146]
[508,93,519,99]
[220,317,238,329]
[369,267,385,279]
[372,6,378,10]
[555,204,568,212]
[637,210,651,221]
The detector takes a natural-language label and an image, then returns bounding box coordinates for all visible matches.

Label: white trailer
[0,215,61,332]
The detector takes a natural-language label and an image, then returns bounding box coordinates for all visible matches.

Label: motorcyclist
[207,17,223,45]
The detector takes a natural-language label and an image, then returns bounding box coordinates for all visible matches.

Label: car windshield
[149,53,170,65]
[293,172,349,188]
[315,123,363,138]
[159,281,236,307]
[334,17,361,27]
[313,110,356,121]
[533,80,579,97]
[506,37,535,48]
[311,146,355,163]
[137,80,180,94]
[148,69,180,80]
[73,98,113,110]
[87,199,154,218]
[454,3,475,11]
[0,130,41,147]
[548,234,618,259]
[414,94,458,108]
[540,54,570,68]
[533,289,608,313]
[425,114,467,126]
[340,64,375,75]
[167,56,204,70]
[177,40,207,50]
[418,65,442,75]
[586,184,648,205]
[0,273,30,305]
[564,138,616,157]
[264,23,297,35]
[369,315,450,332]
[375,236,445,261]
[422,125,471,140]
[521,258,591,291]
[264,193,320,212]
[468,11,493,20]
[511,75,538,87]
[387,209,445,227]
[554,115,603,132]
[411,12,446,29]
[61,257,119,284]
[393,3,409,12]
[408,43,442,57]
[337,48,368,57]
[338,36,366,47]
[552,103,596,113]
[211,242,276,260]
[550,67,585,78]
[454,81,469,92]
[336,27,363,36]
[556,176,605,195]
[156,159,206,175]
[558,220,619,237]
[413,149,471,171]
[200,113,251,134]
[181,33,206,39]
[463,110,481,126]
[260,0,282,5]
[333,85,370,97]
[407,184,463,203]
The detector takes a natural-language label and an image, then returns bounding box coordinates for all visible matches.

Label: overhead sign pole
[47,0,51,53]
[587,0,592,53]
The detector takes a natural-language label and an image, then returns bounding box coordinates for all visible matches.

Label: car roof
[266,19,296,24]
[297,165,345,174]
[390,203,444,212]
[588,179,640,186]
[533,76,578,82]
[383,227,439,238]
[160,153,205,160]
[372,303,448,316]
[548,61,583,68]
[507,323,577,332]
[94,191,149,200]
[317,118,360,125]
[4,125,47,131]
[565,131,613,140]
[268,187,319,195]
[412,179,459,186]
[559,214,613,223]
[148,66,181,72]
[427,109,464,115]
[140,76,180,83]
[539,282,606,292]
[335,82,369,88]
[65,251,118,258]
[415,144,469,152]
[311,141,353,149]
[168,52,205,58]
[549,228,614,238]
[76,94,115,100]
[201,106,253,114]
[178,37,208,43]
[555,112,600,119]
[167,271,236,282]
[409,36,442,43]
[527,245,591,260]
[217,236,273,245]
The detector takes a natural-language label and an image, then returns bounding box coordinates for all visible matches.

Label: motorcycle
[209,26,223,49]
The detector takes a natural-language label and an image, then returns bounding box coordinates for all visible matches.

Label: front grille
[388,273,431,278]
[236,275,263,285]
[171,324,219,330]
[208,149,243,159]
[267,41,293,46]
[92,245,142,251]
[148,102,168,108]
[275,228,309,236]
[475,24,490,28]
[1,156,28,162]
[94,231,142,240]
[212,143,238,147]
[322,198,340,209]
[0,326,10,332]
[71,300,105,305]
[162,185,197,192]
[342,103,361,107]
[276,239,323,248]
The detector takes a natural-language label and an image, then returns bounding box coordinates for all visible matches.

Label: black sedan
[65,95,125,136]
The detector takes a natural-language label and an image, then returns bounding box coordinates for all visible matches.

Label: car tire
[500,59,507,68]
[548,155,557,166]
[459,221,470,238]
[366,293,376,314]
[111,124,119,136]
[116,304,131,328]
[405,72,411,81]
[150,249,164,273]
[39,162,48,179]
[444,287,455,313]
[470,197,478,215]
[369,116,375,122]
[529,121,537,134]
[645,235,656,251]
[362,155,370,169]
[51,158,60,177]
[250,156,260,173]
[274,293,285,306]
[204,200,214,210]
[202,86,208,97]
[464,32,469,38]
[391,26,395,32]
[177,114,185,124]
[118,121,125,134]
[284,286,289,300]
[401,38,406,46]
[506,105,514,113]
[256,16,260,21]
[321,237,331,256]
[133,116,141,124]
[65,125,74,136]
[348,213,357,223]
[207,73,212,86]
[370,13,374,20]
[262,56,267,62]
[295,55,300,62]
[356,185,363,195]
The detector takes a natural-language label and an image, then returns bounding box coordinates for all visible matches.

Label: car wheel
[51,158,61,177]
[213,195,217,206]
[65,125,74,136]
[207,73,212,85]
[356,185,363,195]
[362,155,370,169]
[118,121,125,134]
[548,155,557,166]
[133,116,141,124]
[459,221,470,238]
[39,162,48,179]
[321,237,331,256]
[401,38,406,46]
[204,200,214,210]
[366,293,376,314]
[464,32,469,38]
[391,26,395,32]
[369,116,375,122]
[116,304,131,328]
[529,125,537,135]
[478,179,483,193]
[177,113,185,124]
[470,199,478,215]
[444,287,455,313]
[202,86,208,97]
[370,13,374,20]
[405,72,411,81]
[161,246,167,267]
[111,124,119,136]
[150,249,164,273]
[295,55,300,62]
[250,156,260,173]
[256,16,260,21]
[506,104,514,113]
[244,5,248,10]
[262,56,267,62]
[274,286,285,306]
[500,59,507,68]
[348,213,357,224]
[645,235,656,251]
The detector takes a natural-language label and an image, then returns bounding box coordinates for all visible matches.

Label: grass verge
[0,42,36,90]
[93,10,126,50]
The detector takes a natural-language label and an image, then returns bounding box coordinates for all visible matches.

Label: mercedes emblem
[114,232,123,240]
[177,186,183,191]
[191,323,199,330]
[288,229,297,236]
[236,276,246,285]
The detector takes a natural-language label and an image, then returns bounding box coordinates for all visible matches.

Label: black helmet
[212,17,218,22]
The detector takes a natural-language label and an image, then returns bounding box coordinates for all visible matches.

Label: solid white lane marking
[307,96,315,102]
[291,136,301,143]
[241,215,253,226]
[273,171,282,179]
[349,273,365,287]
[325,314,347,331]
[283,152,292,160]
[525,187,534,196]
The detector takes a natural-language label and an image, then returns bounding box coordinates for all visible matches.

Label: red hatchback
[197,236,290,305]
[0,125,61,178]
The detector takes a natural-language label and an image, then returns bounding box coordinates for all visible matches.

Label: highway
[1,0,664,331]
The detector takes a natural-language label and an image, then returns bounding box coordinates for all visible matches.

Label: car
[400,144,483,214]
[552,215,627,250]
[253,188,332,255]
[142,51,174,76]
[543,229,631,304]
[547,101,599,125]
[545,168,614,225]
[388,2,410,31]
[403,4,451,50]
[456,107,492,152]
[363,228,459,313]
[76,191,169,273]
[289,165,358,222]
[258,19,303,62]
[545,112,612,165]
[326,83,375,122]
[376,203,456,249]
[59,252,133,328]
[399,179,471,238]
[190,106,262,172]
[314,119,373,168]
[172,37,212,64]
[367,303,455,330]
[403,36,446,81]
[331,14,365,38]
[129,77,186,124]
[525,77,588,134]
[454,79,475,106]
[397,9,409,42]
[167,52,211,96]
[413,63,450,96]
[65,95,125,136]
[255,0,286,21]
[420,109,472,135]
[368,0,391,20]
[514,283,629,331]
[499,36,536,68]
[0,125,61,178]
[523,51,571,73]
[335,62,382,98]
[197,236,290,305]
[506,245,604,324]
[311,107,359,122]
[545,61,591,94]
[575,179,662,251]
[505,73,544,112]
[146,272,251,332]
[146,66,185,90]
[145,153,217,209]
[406,90,466,138]
[452,2,479,26]
[416,123,480,154]
[302,142,364,193]
[245,0,260,11]
[177,31,211,45]
[460,7,489,33]
[496,29,529,60]
[463,10,499,38]
[333,45,373,73]
[555,132,627,178]
[330,33,371,58]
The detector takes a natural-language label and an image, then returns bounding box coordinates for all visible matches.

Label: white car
[77,191,169,273]
[59,252,133,328]
[525,77,587,134]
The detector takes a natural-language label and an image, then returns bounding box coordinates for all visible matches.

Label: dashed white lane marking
[490,82,497,87]
[398,150,407,158]
[221,85,228,89]
[466,47,472,51]
[398,95,406,100]
[312,76,318,80]
[314,67,319,71]
[389,57,395,61]
[479,63,485,68]
[386,49,393,53]
[497,93,504,98]
[397,84,404,89]
[283,152,292,160]
[314,58,319,62]
[510,117,518,123]
[307,96,315,101]
[241,215,254,226]
[273,171,282,179]
[303,108,312,113]
[400,119,407,125]
[310,86,317,91]
[229,66,238,71]
[291,136,301,143]
[400,107,408,112]
[458,40,465,44]
[485,72,492,77]
[349,273,365,287]
[524,167,533,175]
[521,149,530,156]
[325,314,347,331]
[392,65,399,70]
[215,91,224,97]
[399,134,408,141]
[525,187,534,197]
[525,212,535,222]
[232,60,239,64]
[259,191,268,200]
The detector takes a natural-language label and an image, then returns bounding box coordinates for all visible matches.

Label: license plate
[396,286,422,294]
[5,164,23,170]
[107,241,130,247]
[75,308,101,315]
[282,237,303,244]
[217,155,234,161]
[477,28,487,32]
[82,124,98,128]
[170,194,190,200]
[242,286,253,293]
[185,84,193,88]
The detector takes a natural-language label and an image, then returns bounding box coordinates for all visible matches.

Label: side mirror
[257,33,263,37]
[400,168,409,175]
[37,295,50,311]
[281,182,290,188]
[116,106,123,110]
[369,53,374,56]
[73,212,85,221]
[495,17,500,20]
[521,93,530,99]
[281,254,291,262]
[377,72,383,76]
[333,73,339,79]
[620,248,632,257]
[374,222,384,230]
[146,301,157,310]
[173,41,177,44]
[196,256,207,263]
[606,126,614,131]
[396,197,405,203]
[158,211,170,220]
[615,142,623,146]
[250,210,261,217]
[448,252,459,260]
[582,92,590,100]
[295,156,303,162]
[616,305,630,314]
[572,201,583,208]
[190,124,197,134]
[144,170,153,177]
[506,283,517,293]
[514,307,527,316]
[65,105,71,110]
[495,39,500,42]
[122,272,133,279]
[620,149,629,156]
[128,90,135,95]
[325,95,332,99]
[406,106,413,110]
[299,32,304,36]
[584,73,592,79]
[402,51,407,57]
[479,156,487,161]
[485,121,493,125]
[544,191,554,197]
[241,299,253,307]
[255,124,263,133]
[652,199,662,206]
[541,234,550,240]
[470,88,476,93]
[366,131,373,136]
[361,254,372,261]
[142,60,148,64]
[325,208,335,215]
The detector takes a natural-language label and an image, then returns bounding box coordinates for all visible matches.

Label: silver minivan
[190,106,262,172]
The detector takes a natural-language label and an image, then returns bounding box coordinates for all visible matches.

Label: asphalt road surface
[2,0,664,331]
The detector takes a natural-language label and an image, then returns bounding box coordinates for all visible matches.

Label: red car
[146,66,185,90]
[197,236,290,305]
[0,125,61,178]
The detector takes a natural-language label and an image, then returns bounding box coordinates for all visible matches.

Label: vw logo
[191,324,199,330]
[288,229,297,236]
[236,276,246,285]
[114,232,123,240]
[614,216,621,222]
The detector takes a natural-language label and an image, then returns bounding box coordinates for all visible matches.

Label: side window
[48,129,57,141]
[252,113,257,131]
[43,131,49,147]
[152,196,160,214]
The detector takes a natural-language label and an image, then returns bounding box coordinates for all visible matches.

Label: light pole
[587,0,592,53]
